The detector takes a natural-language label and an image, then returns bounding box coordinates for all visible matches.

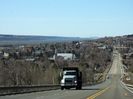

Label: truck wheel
[66,87,70,89]
[76,86,79,90]
[79,86,82,90]
[61,86,64,90]
[76,86,82,90]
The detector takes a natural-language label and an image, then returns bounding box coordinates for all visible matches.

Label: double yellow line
[87,87,110,99]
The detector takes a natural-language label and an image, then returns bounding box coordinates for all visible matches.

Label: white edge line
[120,80,133,94]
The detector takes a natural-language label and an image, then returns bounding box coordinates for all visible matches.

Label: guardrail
[125,84,133,88]
[120,80,133,94]
[0,84,60,96]
[120,64,133,94]
[0,82,103,96]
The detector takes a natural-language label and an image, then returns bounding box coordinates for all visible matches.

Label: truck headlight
[74,80,77,83]
[61,80,64,83]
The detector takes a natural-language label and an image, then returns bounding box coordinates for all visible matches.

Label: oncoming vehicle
[60,67,82,90]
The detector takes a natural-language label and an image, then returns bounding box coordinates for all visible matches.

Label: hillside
[0,34,82,45]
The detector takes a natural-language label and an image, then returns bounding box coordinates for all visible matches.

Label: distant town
[0,34,133,86]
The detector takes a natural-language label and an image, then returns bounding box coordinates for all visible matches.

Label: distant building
[124,52,133,59]
[98,45,106,50]
[25,58,35,62]
[49,53,76,61]
[33,50,43,56]
[3,52,9,58]
[0,51,3,59]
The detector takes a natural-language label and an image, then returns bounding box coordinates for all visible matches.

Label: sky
[0,0,133,37]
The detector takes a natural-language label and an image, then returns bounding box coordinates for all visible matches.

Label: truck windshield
[65,72,76,75]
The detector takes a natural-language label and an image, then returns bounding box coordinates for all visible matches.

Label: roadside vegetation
[0,39,113,86]
[117,34,133,84]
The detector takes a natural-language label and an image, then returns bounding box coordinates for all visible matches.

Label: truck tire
[61,86,64,90]
[66,87,70,89]
[76,85,82,90]
[76,86,79,90]
[79,86,82,90]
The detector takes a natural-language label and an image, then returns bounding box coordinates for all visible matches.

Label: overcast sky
[0,0,133,37]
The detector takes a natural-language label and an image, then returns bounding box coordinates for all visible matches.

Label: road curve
[94,51,133,99]
[0,50,133,99]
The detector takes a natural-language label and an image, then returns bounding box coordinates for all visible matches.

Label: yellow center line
[86,87,110,99]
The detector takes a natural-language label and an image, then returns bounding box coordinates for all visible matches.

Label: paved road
[0,51,133,99]
[95,51,133,99]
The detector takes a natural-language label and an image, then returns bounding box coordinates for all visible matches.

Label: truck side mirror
[60,72,62,77]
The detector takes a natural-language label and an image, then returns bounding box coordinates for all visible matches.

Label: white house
[49,53,76,61]
[3,52,9,58]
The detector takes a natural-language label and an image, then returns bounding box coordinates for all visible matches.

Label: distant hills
[0,34,79,41]
[0,34,97,45]
[126,34,133,38]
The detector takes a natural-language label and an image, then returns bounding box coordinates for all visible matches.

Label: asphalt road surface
[0,50,133,99]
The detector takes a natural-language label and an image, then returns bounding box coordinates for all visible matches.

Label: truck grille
[65,78,73,84]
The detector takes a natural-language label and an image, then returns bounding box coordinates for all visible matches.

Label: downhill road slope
[94,51,133,99]
[0,50,133,99]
